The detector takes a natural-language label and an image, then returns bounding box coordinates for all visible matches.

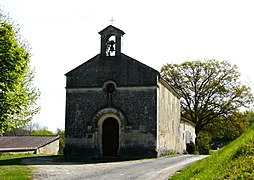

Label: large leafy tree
[161,59,253,134]
[0,10,40,135]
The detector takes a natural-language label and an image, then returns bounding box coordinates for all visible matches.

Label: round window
[105,83,115,93]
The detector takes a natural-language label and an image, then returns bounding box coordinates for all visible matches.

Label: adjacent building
[0,135,60,155]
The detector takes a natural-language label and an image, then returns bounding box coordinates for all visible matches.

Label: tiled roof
[0,135,59,151]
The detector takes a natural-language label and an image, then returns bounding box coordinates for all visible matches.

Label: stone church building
[64,25,194,159]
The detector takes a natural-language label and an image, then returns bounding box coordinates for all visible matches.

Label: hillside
[171,123,254,179]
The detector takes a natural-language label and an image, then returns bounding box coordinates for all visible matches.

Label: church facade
[64,25,189,159]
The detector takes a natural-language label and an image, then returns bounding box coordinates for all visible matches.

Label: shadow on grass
[0,155,149,166]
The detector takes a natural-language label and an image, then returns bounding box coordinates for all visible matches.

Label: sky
[1,0,254,132]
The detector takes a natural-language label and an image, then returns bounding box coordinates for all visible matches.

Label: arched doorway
[102,117,119,157]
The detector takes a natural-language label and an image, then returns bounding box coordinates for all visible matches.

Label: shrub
[186,141,196,154]
[197,131,212,154]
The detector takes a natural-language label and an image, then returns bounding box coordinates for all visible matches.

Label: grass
[0,154,42,180]
[170,123,254,179]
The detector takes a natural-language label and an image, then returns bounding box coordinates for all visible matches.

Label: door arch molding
[97,113,121,157]
[91,107,128,130]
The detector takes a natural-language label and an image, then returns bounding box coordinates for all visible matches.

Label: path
[22,155,207,180]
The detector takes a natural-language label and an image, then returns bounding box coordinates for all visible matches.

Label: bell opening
[106,35,116,56]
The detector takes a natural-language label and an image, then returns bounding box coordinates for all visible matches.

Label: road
[22,155,207,180]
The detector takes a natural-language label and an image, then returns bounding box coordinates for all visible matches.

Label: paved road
[22,155,207,180]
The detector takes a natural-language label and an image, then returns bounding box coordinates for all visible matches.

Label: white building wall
[157,79,182,156]
[37,140,60,155]
[180,118,196,152]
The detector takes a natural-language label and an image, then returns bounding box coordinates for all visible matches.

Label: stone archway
[92,107,128,157]
[92,107,128,129]
[96,113,122,157]
[102,117,119,156]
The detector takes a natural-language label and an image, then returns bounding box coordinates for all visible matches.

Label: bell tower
[99,25,125,57]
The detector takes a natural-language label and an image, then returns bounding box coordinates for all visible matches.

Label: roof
[65,53,160,88]
[159,77,181,99]
[181,117,196,127]
[98,25,125,36]
[0,135,59,152]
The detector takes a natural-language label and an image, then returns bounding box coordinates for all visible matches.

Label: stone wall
[157,79,182,156]
[65,85,158,158]
[65,88,106,138]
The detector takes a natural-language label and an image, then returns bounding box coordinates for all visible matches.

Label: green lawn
[0,154,38,180]
[170,124,254,179]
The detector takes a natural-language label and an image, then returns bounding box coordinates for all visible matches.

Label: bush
[197,131,212,154]
[186,141,196,154]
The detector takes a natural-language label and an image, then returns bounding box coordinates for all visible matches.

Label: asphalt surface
[22,155,207,180]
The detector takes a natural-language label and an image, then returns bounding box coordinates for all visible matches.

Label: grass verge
[170,123,254,179]
[0,154,40,180]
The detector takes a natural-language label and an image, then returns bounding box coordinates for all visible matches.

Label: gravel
[22,155,207,180]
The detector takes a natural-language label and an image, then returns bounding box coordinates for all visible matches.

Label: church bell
[108,40,115,52]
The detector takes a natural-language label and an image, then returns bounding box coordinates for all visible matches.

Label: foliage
[196,131,212,154]
[209,111,251,142]
[4,127,30,136]
[26,121,43,133]
[246,110,254,125]
[56,128,65,154]
[162,150,177,156]
[4,122,51,136]
[170,123,254,179]
[0,9,40,135]
[186,141,196,154]
[30,129,54,136]
[25,122,54,135]
[161,60,253,135]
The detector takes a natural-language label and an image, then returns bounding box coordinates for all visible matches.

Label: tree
[30,129,54,136]
[207,111,251,142]
[161,59,253,135]
[196,131,212,154]
[0,10,40,135]
[27,122,53,136]
[26,121,43,134]
[4,121,46,136]
[246,111,254,125]
[56,128,65,154]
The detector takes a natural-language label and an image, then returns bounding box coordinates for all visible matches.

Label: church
[64,25,195,159]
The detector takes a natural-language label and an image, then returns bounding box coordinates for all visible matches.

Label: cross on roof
[110,17,115,25]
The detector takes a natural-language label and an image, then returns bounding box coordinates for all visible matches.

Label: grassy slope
[0,154,36,180]
[171,123,254,179]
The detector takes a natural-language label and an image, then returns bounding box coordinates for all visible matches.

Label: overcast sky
[1,0,254,132]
